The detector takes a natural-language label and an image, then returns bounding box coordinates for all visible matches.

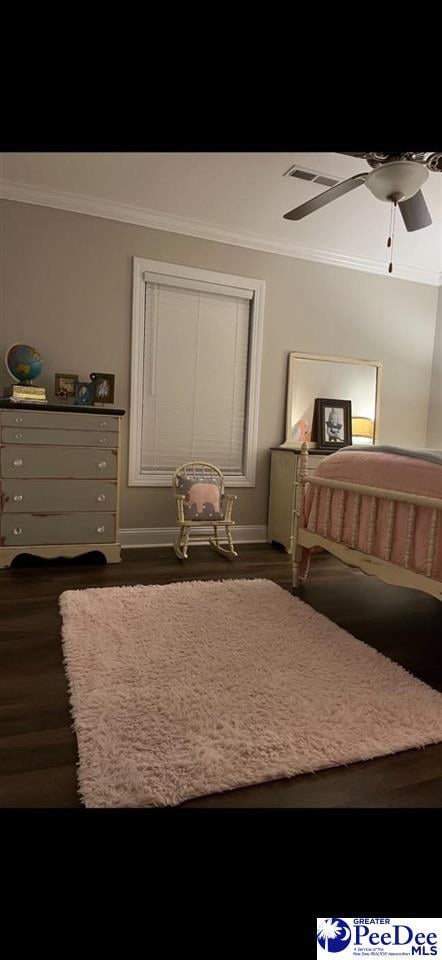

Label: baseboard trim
[120,525,268,548]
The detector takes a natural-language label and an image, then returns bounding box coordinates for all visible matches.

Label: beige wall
[427,287,442,447]
[2,200,439,530]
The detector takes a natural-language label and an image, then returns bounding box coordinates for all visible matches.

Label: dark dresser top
[270,446,335,454]
[0,400,126,415]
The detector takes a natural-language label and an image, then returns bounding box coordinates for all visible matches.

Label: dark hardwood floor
[0,543,441,808]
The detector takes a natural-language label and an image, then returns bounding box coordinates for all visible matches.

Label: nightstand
[267,447,332,554]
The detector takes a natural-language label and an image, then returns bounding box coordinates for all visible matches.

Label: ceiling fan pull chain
[388,200,397,274]
[387,201,393,248]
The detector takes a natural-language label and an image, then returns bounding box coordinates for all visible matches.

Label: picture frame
[54,373,78,402]
[313,398,352,449]
[74,380,96,406]
[90,372,115,404]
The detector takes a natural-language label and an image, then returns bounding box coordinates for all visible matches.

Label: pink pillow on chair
[176,475,223,519]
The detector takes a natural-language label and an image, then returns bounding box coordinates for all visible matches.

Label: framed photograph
[313,398,352,449]
[74,380,96,406]
[54,373,78,402]
[90,372,115,404]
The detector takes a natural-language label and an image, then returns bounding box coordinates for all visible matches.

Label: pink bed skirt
[304,450,442,582]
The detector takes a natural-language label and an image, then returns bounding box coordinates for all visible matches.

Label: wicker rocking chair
[172,461,238,560]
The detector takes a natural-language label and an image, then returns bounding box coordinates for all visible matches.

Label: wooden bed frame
[292,442,442,601]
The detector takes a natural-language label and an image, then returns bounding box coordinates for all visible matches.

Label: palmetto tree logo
[317,919,351,952]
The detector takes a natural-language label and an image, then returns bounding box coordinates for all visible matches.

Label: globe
[5,343,43,384]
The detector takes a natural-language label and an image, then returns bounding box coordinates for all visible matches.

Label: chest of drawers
[267,447,329,553]
[0,403,125,568]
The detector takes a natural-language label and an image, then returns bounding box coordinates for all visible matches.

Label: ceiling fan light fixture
[365,161,428,203]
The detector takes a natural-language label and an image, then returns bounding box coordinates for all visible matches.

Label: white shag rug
[59,578,442,808]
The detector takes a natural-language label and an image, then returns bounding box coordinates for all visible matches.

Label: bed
[292,443,442,601]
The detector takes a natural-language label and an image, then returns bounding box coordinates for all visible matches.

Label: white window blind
[129,258,265,487]
[141,280,252,474]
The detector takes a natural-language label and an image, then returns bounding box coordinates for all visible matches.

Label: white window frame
[129,257,265,487]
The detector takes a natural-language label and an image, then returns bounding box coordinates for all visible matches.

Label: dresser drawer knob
[99,422,107,428]
[96,526,105,534]
[13,494,23,503]
[13,459,24,467]
[97,494,106,502]
[13,527,23,536]
[15,417,24,423]
[14,433,23,439]
[98,437,107,444]
[98,461,107,469]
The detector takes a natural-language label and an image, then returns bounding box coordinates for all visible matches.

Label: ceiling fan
[283,153,442,232]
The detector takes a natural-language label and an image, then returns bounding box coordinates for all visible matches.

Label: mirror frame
[283,351,383,449]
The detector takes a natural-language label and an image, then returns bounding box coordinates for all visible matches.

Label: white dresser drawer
[1,479,117,513]
[2,427,118,447]
[1,512,116,546]
[0,410,119,431]
[0,446,118,479]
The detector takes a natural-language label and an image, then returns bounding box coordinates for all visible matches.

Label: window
[129,259,265,486]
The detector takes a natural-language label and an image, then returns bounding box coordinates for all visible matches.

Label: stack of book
[3,384,47,403]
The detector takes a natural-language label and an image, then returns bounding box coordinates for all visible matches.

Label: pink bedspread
[304,450,442,582]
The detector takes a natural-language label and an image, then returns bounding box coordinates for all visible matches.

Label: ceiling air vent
[283,164,340,188]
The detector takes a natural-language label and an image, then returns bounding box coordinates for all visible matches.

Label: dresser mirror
[281,352,382,449]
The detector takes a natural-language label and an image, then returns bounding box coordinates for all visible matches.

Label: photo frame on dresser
[312,397,352,449]
[74,380,96,406]
[54,373,78,402]
[90,372,115,404]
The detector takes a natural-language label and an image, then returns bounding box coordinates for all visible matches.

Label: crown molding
[1,179,441,287]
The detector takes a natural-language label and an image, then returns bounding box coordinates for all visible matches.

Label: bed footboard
[292,442,311,589]
[292,442,442,601]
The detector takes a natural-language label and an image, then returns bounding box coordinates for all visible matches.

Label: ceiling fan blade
[283,173,367,221]
[339,152,390,161]
[398,191,432,231]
